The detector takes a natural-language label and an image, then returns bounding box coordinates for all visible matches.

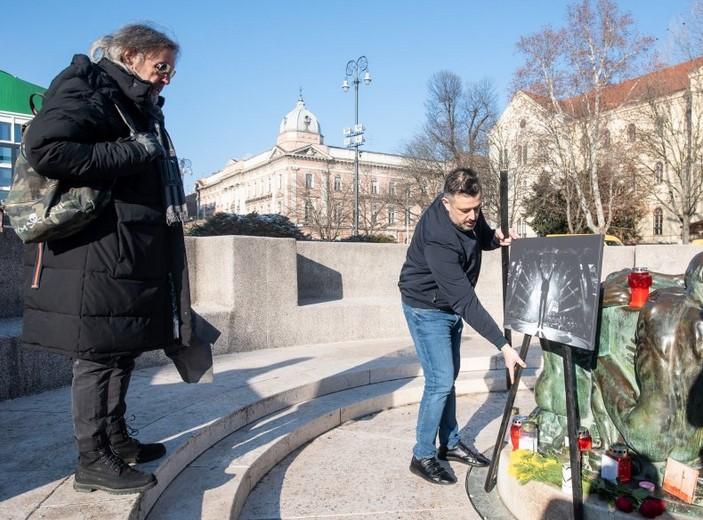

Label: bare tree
[402,71,499,217]
[666,0,703,62]
[513,0,653,235]
[357,175,398,236]
[488,124,539,228]
[635,82,703,243]
[290,172,354,240]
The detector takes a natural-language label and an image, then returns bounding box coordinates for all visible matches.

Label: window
[389,182,397,197]
[0,123,10,142]
[304,201,313,223]
[521,144,528,165]
[334,175,341,192]
[602,129,611,148]
[655,162,663,183]
[388,207,396,225]
[0,166,11,186]
[405,208,411,226]
[519,118,527,129]
[268,176,272,193]
[653,208,663,236]
[14,124,22,143]
[0,146,13,163]
[627,123,636,142]
[517,218,527,238]
[371,177,378,195]
[305,173,313,189]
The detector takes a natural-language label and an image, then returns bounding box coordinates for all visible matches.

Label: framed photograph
[663,457,699,504]
[504,235,603,351]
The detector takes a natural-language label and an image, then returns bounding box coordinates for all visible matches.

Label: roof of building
[0,71,46,115]
[279,94,321,135]
[522,56,703,117]
[196,143,407,189]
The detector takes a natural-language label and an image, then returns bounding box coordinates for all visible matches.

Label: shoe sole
[437,454,490,467]
[73,478,157,495]
[409,463,456,485]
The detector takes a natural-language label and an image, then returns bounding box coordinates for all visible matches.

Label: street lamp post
[342,56,371,235]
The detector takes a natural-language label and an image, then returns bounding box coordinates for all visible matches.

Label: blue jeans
[402,302,463,459]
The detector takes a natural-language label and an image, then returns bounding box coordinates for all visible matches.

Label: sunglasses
[154,62,176,79]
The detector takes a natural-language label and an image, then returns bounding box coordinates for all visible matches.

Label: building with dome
[195,96,416,241]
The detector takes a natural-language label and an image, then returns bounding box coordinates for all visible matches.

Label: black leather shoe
[409,456,457,485]
[438,441,491,467]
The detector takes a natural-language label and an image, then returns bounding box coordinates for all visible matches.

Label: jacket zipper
[31,242,44,289]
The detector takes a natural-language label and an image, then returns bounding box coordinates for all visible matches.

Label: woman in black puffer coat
[22,24,193,494]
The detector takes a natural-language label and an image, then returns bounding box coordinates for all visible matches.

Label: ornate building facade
[492,57,703,244]
[195,96,416,241]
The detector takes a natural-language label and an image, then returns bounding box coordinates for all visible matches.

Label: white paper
[601,453,618,482]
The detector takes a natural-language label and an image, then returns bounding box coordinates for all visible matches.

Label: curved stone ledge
[147,372,539,519]
[1,337,543,520]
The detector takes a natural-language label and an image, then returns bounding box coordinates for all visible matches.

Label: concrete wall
[2,236,703,400]
[0,232,23,319]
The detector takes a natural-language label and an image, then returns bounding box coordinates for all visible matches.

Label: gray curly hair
[89,23,180,65]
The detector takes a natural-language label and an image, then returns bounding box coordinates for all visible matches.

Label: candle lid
[608,443,628,456]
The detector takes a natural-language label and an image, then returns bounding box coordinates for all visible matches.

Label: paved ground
[239,391,536,520]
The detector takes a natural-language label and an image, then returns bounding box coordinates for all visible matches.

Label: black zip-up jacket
[398,194,508,349]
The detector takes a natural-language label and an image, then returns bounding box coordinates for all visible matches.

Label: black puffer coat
[21,54,193,361]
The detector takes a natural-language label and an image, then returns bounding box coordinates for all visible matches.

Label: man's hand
[501,344,527,384]
[495,228,519,247]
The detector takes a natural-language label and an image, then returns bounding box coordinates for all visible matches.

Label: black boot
[109,431,166,464]
[74,449,156,494]
[108,419,166,464]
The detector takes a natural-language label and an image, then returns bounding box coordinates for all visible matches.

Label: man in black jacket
[398,168,525,485]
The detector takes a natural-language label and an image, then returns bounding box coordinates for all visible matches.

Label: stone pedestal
[496,445,700,519]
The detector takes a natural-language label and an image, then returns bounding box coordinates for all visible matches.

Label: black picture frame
[504,235,604,351]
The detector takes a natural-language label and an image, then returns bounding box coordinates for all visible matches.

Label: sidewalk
[0,334,542,520]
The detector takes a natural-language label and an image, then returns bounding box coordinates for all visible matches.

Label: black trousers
[71,355,137,453]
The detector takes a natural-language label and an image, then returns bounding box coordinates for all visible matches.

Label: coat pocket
[112,203,168,279]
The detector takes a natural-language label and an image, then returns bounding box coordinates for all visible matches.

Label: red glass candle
[628,267,652,309]
[510,416,524,451]
[617,453,632,483]
[608,443,632,483]
[577,426,592,452]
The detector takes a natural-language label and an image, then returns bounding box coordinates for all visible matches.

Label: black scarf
[99,58,188,225]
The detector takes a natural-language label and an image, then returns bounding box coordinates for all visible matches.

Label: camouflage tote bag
[5,152,112,243]
[5,102,132,244]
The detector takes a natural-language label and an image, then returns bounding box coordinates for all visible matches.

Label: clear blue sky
[2,1,693,193]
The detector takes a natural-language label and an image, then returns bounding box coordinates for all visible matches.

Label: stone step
[148,369,539,520]
[0,337,541,520]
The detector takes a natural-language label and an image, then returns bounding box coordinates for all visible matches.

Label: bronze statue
[533,255,703,471]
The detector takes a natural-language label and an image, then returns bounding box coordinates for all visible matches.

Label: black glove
[132,132,165,160]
